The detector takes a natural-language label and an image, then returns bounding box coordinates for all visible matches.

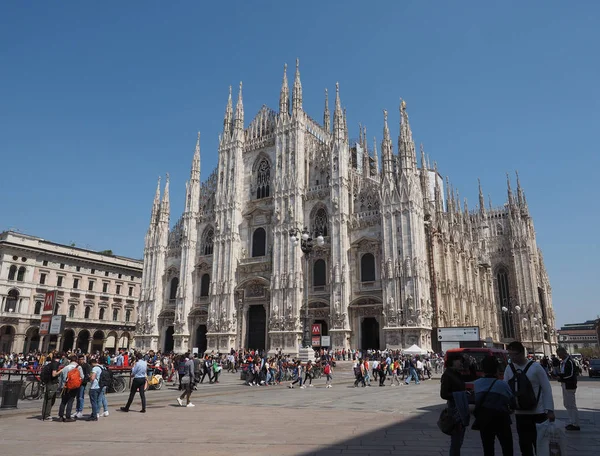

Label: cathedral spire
[362,126,370,174]
[434,163,443,214]
[151,176,161,224]
[515,170,524,206]
[372,136,379,175]
[506,172,515,206]
[191,132,201,183]
[223,85,233,136]
[398,99,417,172]
[159,173,170,223]
[488,194,493,213]
[279,64,289,116]
[323,88,330,131]
[420,144,430,200]
[478,178,486,216]
[234,82,244,133]
[292,58,302,117]
[343,108,348,141]
[381,110,394,177]
[333,82,344,142]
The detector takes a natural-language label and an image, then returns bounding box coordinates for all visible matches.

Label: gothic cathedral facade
[135,61,557,355]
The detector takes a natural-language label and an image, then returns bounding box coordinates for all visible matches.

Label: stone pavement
[1,365,598,455]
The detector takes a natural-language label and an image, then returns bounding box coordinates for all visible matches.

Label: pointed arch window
[313,259,326,287]
[313,208,328,237]
[200,273,210,297]
[169,277,179,300]
[255,158,271,199]
[360,253,376,282]
[8,265,17,281]
[497,268,515,339]
[496,223,504,236]
[252,227,266,257]
[202,228,214,256]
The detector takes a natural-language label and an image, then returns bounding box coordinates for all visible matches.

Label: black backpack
[98,366,113,390]
[508,361,541,410]
[40,363,53,384]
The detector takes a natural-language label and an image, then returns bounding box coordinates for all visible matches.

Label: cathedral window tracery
[201,228,214,256]
[312,207,329,237]
[255,158,271,199]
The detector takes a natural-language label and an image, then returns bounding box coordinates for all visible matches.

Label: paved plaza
[1,364,599,455]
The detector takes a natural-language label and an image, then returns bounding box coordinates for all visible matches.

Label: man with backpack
[503,341,555,456]
[40,352,62,421]
[57,355,84,422]
[555,347,580,431]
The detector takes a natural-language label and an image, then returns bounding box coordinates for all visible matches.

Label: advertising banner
[312,336,321,347]
[311,324,322,336]
[49,315,66,335]
[320,335,331,347]
[43,291,56,313]
[39,315,52,335]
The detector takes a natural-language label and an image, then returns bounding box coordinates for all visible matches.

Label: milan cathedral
[135,61,557,355]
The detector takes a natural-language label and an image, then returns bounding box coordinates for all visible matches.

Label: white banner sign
[437,326,479,342]
[320,336,331,347]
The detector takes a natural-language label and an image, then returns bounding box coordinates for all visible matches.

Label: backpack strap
[522,360,534,374]
[476,379,498,409]
[508,361,518,376]
[522,360,543,405]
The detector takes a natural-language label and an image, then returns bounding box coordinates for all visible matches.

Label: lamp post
[290,227,324,349]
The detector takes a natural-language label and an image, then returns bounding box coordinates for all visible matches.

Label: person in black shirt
[74,354,91,419]
[41,353,62,421]
[440,352,467,456]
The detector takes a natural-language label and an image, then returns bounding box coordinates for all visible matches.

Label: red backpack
[65,367,82,390]
[324,364,331,375]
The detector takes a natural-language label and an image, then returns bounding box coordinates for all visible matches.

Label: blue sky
[0,1,598,327]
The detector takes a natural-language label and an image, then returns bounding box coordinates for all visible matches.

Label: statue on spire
[323,88,330,131]
[223,85,233,135]
[279,64,289,116]
[292,58,302,116]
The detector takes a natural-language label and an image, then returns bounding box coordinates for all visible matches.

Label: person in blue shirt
[473,355,516,456]
[120,353,147,413]
[87,358,103,421]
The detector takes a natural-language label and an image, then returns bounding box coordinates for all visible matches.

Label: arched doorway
[76,330,90,353]
[62,329,75,352]
[195,325,207,355]
[91,331,104,353]
[361,317,380,350]
[119,332,131,350]
[164,326,174,353]
[24,327,40,353]
[0,325,15,353]
[247,305,266,350]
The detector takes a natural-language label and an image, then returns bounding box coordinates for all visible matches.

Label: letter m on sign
[43,291,56,313]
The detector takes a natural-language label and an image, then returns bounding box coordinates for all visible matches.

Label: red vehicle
[444,348,509,402]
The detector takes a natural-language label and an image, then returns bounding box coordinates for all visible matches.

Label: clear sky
[1,1,598,327]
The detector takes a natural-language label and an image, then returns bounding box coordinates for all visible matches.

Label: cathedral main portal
[247,305,266,351]
[361,317,380,350]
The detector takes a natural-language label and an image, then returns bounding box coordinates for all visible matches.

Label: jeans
[515,413,547,456]
[89,388,100,418]
[124,377,147,411]
[99,386,108,412]
[449,423,465,456]
[58,388,78,418]
[405,368,420,384]
[41,383,58,419]
[76,384,86,412]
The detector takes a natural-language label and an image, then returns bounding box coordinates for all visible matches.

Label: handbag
[472,379,498,430]
[437,407,456,435]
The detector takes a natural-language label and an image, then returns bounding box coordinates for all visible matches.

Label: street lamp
[290,227,324,349]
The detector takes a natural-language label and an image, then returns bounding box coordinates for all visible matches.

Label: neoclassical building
[0,231,142,354]
[136,61,557,355]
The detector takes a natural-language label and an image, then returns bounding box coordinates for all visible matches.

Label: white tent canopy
[403,344,427,355]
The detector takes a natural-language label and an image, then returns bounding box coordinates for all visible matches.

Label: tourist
[503,341,554,456]
[74,354,91,419]
[58,355,84,422]
[440,352,469,456]
[555,347,580,431]
[120,353,147,413]
[176,353,195,407]
[40,352,62,421]
[473,356,515,456]
[87,358,102,421]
